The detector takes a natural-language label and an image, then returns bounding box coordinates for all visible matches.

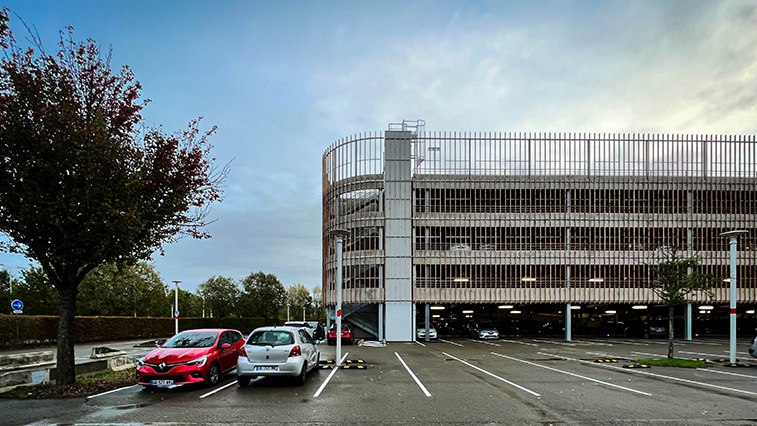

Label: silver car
[416,326,438,340]
[236,326,320,386]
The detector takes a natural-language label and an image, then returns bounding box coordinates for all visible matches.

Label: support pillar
[685,303,692,341]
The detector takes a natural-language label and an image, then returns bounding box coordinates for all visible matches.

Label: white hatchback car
[236,326,320,386]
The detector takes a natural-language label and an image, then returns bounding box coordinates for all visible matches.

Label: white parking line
[395,352,431,397]
[586,351,631,360]
[313,352,349,398]
[679,351,723,358]
[199,380,237,399]
[698,368,757,379]
[439,338,464,347]
[682,340,722,346]
[539,351,757,396]
[601,339,650,347]
[531,339,576,347]
[491,352,651,396]
[631,351,702,360]
[572,339,614,347]
[499,339,538,347]
[415,341,426,347]
[466,338,501,347]
[87,384,139,399]
[442,352,540,397]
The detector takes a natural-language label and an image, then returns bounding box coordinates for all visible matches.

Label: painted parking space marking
[600,339,650,346]
[491,352,651,396]
[680,350,724,358]
[87,384,139,399]
[587,351,630,360]
[499,339,538,347]
[415,341,426,347]
[438,338,464,347]
[531,339,576,347]
[465,338,501,347]
[442,352,540,397]
[540,352,757,396]
[199,380,237,399]
[313,352,348,398]
[395,352,431,397]
[572,339,613,347]
[683,340,722,346]
[698,368,757,379]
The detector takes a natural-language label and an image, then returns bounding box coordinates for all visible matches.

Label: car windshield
[162,332,218,348]
[479,323,497,330]
[248,330,294,346]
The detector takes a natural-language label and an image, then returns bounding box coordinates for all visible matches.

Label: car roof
[252,326,301,332]
[177,328,235,333]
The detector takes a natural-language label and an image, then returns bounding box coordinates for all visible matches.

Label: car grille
[143,362,181,373]
[139,375,190,383]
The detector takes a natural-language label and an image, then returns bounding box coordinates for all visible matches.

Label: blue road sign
[11,299,23,311]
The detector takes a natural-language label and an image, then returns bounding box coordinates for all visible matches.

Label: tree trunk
[667,305,675,359]
[56,285,79,385]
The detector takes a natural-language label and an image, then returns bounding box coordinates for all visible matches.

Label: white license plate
[254,366,279,372]
[151,380,174,386]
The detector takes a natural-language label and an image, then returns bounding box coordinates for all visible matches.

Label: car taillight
[288,345,301,357]
[342,331,349,337]
[239,346,247,357]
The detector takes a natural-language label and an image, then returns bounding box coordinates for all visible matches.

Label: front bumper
[237,355,305,378]
[137,364,207,387]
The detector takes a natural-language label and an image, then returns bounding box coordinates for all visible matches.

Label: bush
[0,315,271,348]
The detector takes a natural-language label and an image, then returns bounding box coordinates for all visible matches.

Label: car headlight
[138,357,145,366]
[185,355,207,367]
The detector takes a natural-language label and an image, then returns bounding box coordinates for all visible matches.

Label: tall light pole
[172,281,181,335]
[287,302,290,321]
[302,306,306,321]
[330,229,350,366]
[720,230,747,364]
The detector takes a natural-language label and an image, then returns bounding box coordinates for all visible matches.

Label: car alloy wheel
[207,363,220,386]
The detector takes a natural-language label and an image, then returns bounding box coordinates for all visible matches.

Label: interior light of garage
[699,305,714,310]
[430,306,445,310]
[432,314,440,318]
[723,278,731,282]
[570,306,581,310]
[632,305,648,309]
[454,277,469,282]
[588,277,604,283]
[746,310,755,314]
[510,310,522,314]
[462,310,474,314]
[498,305,514,309]
[605,310,616,314]
[521,277,537,282]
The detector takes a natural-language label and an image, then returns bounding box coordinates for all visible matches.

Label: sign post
[172,281,181,335]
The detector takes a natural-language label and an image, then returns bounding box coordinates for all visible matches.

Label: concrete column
[685,303,692,340]
[565,303,572,341]
[425,303,430,342]
[378,303,384,341]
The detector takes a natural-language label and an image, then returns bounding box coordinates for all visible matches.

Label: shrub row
[0,315,272,349]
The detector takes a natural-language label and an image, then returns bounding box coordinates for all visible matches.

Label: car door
[298,330,318,369]
[217,331,237,371]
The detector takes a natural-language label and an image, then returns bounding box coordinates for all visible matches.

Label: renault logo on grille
[159,362,167,370]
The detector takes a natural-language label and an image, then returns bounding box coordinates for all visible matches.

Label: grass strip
[636,358,707,368]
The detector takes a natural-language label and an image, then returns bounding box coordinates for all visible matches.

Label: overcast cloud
[1,0,756,293]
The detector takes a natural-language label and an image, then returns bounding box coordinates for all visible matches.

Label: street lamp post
[330,229,350,367]
[287,303,290,321]
[720,230,747,364]
[172,281,181,335]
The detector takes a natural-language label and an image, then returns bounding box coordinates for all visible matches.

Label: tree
[652,249,716,358]
[0,16,228,384]
[239,271,285,323]
[167,287,203,318]
[13,266,59,315]
[197,276,239,318]
[78,262,169,317]
[311,286,326,322]
[286,283,312,321]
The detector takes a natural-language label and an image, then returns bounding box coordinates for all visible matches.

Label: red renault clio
[137,328,244,388]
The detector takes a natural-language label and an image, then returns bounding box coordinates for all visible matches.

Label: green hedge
[0,315,272,349]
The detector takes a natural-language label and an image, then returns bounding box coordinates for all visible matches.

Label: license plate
[151,380,174,386]
[254,366,279,372]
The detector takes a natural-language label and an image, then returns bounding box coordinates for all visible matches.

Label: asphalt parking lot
[5,336,756,425]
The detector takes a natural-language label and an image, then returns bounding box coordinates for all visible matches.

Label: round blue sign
[11,299,23,311]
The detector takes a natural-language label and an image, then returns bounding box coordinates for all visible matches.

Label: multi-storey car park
[322,121,757,342]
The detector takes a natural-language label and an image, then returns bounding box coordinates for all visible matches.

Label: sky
[1,0,756,293]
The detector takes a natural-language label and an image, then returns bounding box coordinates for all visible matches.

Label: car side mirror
[221,343,231,350]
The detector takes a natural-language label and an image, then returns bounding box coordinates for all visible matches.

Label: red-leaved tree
[0,10,229,384]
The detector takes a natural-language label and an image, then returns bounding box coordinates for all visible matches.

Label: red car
[327,323,355,345]
[137,328,244,388]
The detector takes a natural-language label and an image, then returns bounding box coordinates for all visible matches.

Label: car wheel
[296,363,308,386]
[207,363,221,386]
[237,376,250,387]
[643,332,650,339]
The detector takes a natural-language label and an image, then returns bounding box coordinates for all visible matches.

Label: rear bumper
[237,355,305,378]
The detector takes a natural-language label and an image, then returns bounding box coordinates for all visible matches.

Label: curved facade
[323,124,757,341]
